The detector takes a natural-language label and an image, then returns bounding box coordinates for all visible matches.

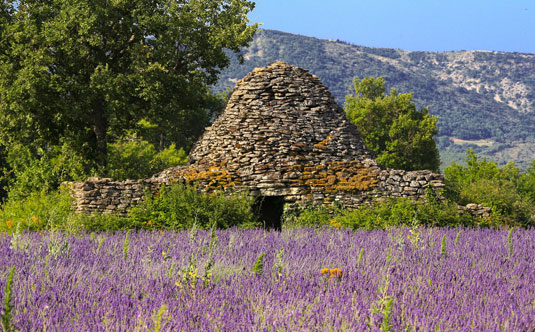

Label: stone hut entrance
[254,196,284,230]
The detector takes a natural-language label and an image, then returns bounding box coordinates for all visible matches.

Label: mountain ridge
[214,29,535,169]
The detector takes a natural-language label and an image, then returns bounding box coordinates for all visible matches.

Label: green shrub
[444,149,535,227]
[129,184,258,230]
[282,196,480,231]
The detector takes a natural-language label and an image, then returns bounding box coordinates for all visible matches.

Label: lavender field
[1,227,534,331]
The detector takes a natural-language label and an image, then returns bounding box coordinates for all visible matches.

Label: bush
[128,184,258,230]
[444,149,535,227]
[335,197,478,230]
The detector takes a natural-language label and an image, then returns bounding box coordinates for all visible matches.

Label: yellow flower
[162,251,167,256]
[320,268,330,275]
[147,220,153,226]
[5,220,13,230]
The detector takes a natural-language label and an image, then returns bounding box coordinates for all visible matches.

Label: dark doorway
[254,196,284,230]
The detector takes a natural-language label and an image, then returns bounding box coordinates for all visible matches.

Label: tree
[0,0,257,169]
[345,76,440,172]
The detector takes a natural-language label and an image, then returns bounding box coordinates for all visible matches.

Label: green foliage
[507,228,514,259]
[0,190,73,233]
[0,0,257,168]
[252,253,265,277]
[282,205,338,228]
[104,139,187,180]
[1,265,15,332]
[335,198,474,230]
[518,161,535,203]
[283,196,476,231]
[122,230,130,260]
[444,149,535,227]
[129,184,257,230]
[345,77,440,171]
[2,143,90,201]
[0,183,258,233]
[368,273,394,332]
[440,235,447,259]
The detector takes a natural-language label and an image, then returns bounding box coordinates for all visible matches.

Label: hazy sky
[249,0,535,53]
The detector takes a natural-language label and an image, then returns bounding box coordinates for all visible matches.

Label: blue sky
[249,0,535,53]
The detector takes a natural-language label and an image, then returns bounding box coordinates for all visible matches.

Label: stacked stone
[64,178,159,216]
[377,169,445,198]
[458,203,492,219]
[66,61,446,214]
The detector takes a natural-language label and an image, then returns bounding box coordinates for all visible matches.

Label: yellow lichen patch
[313,136,334,150]
[285,160,378,194]
[175,163,242,192]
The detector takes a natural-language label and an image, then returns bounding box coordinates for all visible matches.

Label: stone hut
[66,61,444,227]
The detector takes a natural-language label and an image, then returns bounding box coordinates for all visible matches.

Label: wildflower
[330,268,343,279]
[147,220,153,227]
[329,219,342,229]
[6,220,13,230]
[321,268,330,275]
[32,215,41,225]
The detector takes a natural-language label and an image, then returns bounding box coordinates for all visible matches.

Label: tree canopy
[0,0,257,168]
[345,76,440,172]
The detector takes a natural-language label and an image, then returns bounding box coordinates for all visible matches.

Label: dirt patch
[451,138,494,146]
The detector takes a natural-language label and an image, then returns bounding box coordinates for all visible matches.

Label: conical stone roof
[189,61,374,168]
[187,61,377,186]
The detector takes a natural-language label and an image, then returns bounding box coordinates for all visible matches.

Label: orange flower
[5,220,13,230]
[329,268,343,279]
[320,268,330,275]
[329,219,342,229]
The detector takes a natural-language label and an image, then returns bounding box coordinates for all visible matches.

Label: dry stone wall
[64,178,160,215]
[66,61,445,215]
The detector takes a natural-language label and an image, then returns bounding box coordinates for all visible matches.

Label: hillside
[214,30,535,169]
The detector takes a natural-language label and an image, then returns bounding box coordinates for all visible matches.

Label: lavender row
[1,227,534,331]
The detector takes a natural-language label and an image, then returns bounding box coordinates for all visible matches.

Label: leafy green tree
[345,77,440,171]
[0,0,257,169]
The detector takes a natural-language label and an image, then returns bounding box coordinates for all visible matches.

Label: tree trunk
[91,100,108,170]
